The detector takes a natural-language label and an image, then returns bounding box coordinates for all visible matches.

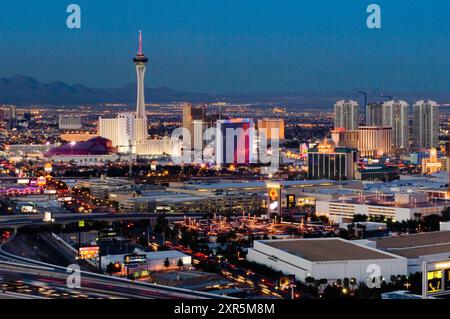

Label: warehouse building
[247,238,407,283]
[373,231,450,274]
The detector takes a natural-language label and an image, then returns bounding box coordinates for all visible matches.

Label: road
[0,261,189,299]
[0,231,233,300]
[165,241,304,299]
[0,259,230,299]
[0,212,207,228]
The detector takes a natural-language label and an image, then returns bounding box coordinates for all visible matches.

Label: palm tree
[164,257,170,268]
[305,276,316,286]
[343,278,350,288]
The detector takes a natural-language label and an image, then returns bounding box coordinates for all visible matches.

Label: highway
[0,257,230,299]
[0,212,207,228]
[0,261,195,299]
[0,231,233,299]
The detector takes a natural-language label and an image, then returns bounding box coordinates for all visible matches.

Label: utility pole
[128,139,133,178]
[147,220,151,247]
[422,261,428,299]
[162,209,166,245]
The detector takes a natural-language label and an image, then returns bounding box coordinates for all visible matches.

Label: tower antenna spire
[139,30,143,55]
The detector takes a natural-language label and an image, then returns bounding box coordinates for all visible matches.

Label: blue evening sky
[0,0,449,93]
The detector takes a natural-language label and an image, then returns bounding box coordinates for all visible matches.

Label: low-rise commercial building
[247,238,407,282]
[307,140,358,181]
[373,231,450,274]
[316,194,450,223]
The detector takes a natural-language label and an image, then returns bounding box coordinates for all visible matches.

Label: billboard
[124,254,147,265]
[287,194,296,209]
[267,182,282,216]
[423,260,450,298]
[427,270,442,294]
[98,229,117,241]
[79,246,99,260]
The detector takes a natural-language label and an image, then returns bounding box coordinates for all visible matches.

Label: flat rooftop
[375,231,450,249]
[262,238,398,262]
[330,197,448,209]
[387,243,450,259]
[174,180,338,191]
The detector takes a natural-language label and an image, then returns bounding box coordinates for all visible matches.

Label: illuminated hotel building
[366,103,383,126]
[307,139,358,180]
[357,126,392,158]
[334,100,359,131]
[422,148,447,174]
[182,103,206,149]
[413,100,439,150]
[382,100,409,150]
[257,119,285,142]
[100,112,138,153]
[331,129,358,149]
[216,119,256,165]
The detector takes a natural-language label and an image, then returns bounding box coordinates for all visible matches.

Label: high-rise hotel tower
[334,100,359,131]
[382,100,409,151]
[413,100,439,150]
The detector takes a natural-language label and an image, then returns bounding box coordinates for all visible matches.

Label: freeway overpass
[0,212,207,229]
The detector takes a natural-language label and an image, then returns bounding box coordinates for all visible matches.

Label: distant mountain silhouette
[1,75,450,109]
[0,75,215,105]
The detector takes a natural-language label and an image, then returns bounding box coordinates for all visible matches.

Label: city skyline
[2,0,450,306]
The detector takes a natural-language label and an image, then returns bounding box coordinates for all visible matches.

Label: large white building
[247,238,407,282]
[413,100,439,150]
[382,100,409,150]
[334,100,359,131]
[100,112,137,153]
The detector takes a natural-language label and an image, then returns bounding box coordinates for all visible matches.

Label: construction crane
[357,91,369,109]
[116,140,136,177]
[379,94,396,101]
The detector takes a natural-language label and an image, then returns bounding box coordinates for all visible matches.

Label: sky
[0,0,450,93]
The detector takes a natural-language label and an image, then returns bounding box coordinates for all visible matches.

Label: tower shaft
[136,64,147,119]
[133,31,149,143]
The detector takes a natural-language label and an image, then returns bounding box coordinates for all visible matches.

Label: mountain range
[1,75,450,110]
